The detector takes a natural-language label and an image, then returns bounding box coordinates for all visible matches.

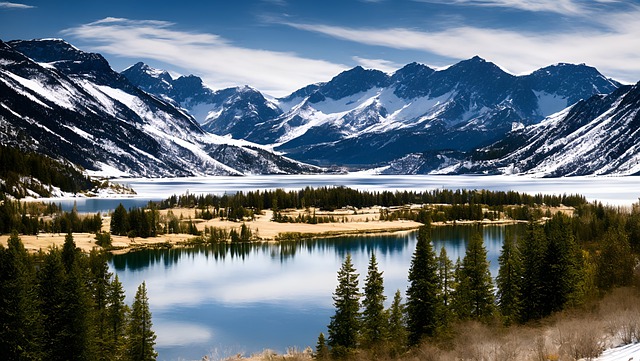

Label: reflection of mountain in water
[110,233,414,272]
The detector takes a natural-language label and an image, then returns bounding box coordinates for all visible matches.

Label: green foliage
[0,144,94,198]
[496,230,521,326]
[316,332,329,360]
[360,253,387,348]
[0,231,40,360]
[0,233,154,360]
[328,254,361,358]
[596,227,635,290]
[452,232,495,320]
[406,225,440,345]
[436,247,455,333]
[125,282,157,361]
[386,290,407,356]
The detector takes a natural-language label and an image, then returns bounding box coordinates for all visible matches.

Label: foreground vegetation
[0,232,156,361]
[318,203,639,360]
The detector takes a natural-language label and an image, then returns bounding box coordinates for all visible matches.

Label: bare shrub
[600,288,640,345]
[555,318,605,360]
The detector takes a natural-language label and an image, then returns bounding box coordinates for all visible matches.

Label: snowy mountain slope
[221,57,619,167]
[0,39,319,177]
[443,82,640,176]
[122,56,620,169]
[121,62,282,139]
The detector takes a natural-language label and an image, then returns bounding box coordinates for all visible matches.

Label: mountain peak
[320,65,390,99]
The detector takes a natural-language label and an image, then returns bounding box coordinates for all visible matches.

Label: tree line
[0,200,102,235]
[0,232,157,361]
[0,144,95,198]
[158,187,587,215]
[321,208,638,359]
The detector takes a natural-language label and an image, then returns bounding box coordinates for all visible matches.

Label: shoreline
[0,205,546,254]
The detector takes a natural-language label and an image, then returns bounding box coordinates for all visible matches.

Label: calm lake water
[109,224,522,361]
[52,174,640,212]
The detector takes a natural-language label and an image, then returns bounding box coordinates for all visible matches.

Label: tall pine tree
[125,282,157,361]
[496,230,521,326]
[387,290,407,356]
[327,254,360,358]
[436,246,455,333]
[406,225,439,345]
[361,253,387,348]
[0,232,40,360]
[453,232,494,320]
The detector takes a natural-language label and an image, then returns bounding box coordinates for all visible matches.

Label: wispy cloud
[282,8,640,83]
[413,0,597,16]
[352,56,401,73]
[0,1,34,9]
[62,17,346,96]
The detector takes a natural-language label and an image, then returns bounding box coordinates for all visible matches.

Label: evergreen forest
[0,232,156,361]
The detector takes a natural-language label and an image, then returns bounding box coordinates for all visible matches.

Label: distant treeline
[0,144,94,198]
[0,200,102,235]
[159,187,587,211]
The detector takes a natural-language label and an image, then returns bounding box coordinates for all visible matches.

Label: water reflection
[109,225,520,361]
[111,234,413,272]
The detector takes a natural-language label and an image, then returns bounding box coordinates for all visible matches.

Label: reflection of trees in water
[109,226,523,272]
[110,233,416,271]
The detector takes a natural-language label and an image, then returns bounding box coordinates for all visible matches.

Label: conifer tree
[111,204,129,236]
[387,290,407,356]
[328,254,360,358]
[316,332,329,360]
[0,232,40,360]
[60,233,94,360]
[361,253,387,348]
[107,275,128,357]
[596,227,635,290]
[496,231,521,326]
[436,247,455,333]
[89,250,113,360]
[406,225,439,345]
[125,282,157,361]
[453,232,494,320]
[518,222,547,322]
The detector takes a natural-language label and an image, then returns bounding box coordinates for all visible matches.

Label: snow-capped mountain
[0,39,319,177]
[180,57,619,167]
[440,81,640,176]
[121,62,282,139]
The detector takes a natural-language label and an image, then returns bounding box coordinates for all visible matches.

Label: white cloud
[62,18,347,97]
[352,56,401,73]
[413,0,599,16]
[0,1,34,9]
[282,10,640,83]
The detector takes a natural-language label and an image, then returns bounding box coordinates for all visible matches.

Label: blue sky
[2,0,640,96]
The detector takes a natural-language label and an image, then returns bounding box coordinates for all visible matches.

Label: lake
[51,174,640,213]
[109,224,522,361]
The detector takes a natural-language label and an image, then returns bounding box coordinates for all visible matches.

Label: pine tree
[436,247,455,333]
[111,204,129,236]
[89,250,113,361]
[542,214,583,314]
[387,290,407,356]
[453,232,494,320]
[361,253,387,348]
[327,254,360,358]
[596,227,635,290]
[125,282,157,361]
[60,233,94,360]
[496,230,521,326]
[107,275,128,358]
[315,332,329,360]
[0,232,40,360]
[518,222,547,322]
[406,225,439,345]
